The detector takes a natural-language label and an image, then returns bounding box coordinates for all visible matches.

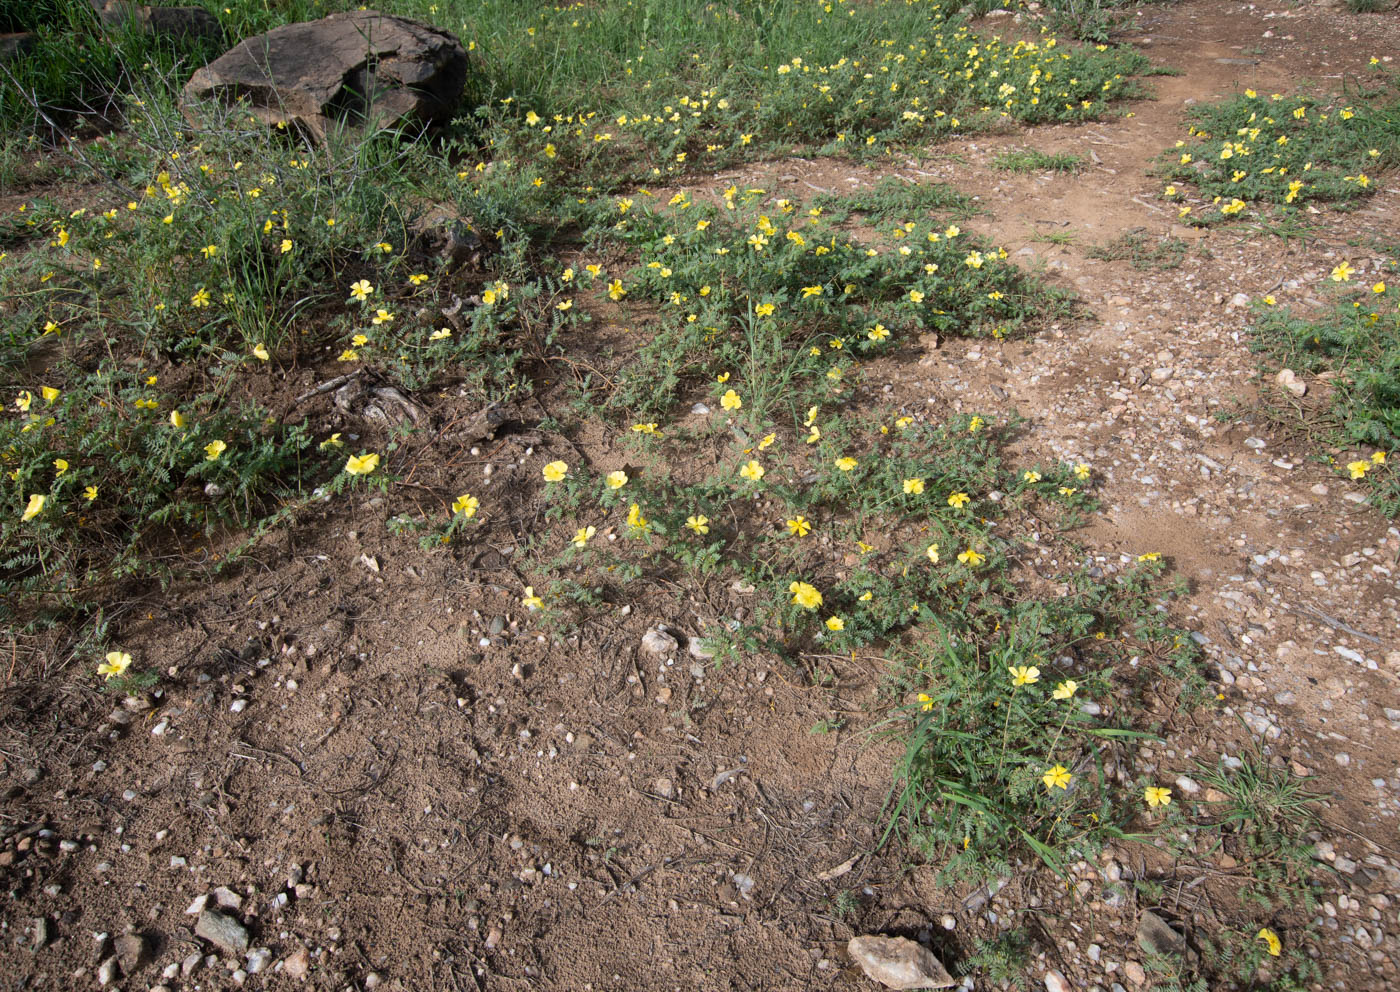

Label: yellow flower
[542,460,569,482]
[909,289,925,303]
[1257,928,1281,957]
[740,460,765,482]
[337,349,359,362]
[944,225,960,238]
[430,328,451,340]
[1058,486,1076,496]
[631,422,660,435]
[626,503,649,531]
[1330,261,1354,282]
[190,288,211,307]
[720,389,743,411]
[1137,551,1161,562]
[53,458,68,476]
[521,586,544,611]
[1074,462,1091,479]
[1373,282,1386,294]
[786,516,812,537]
[834,457,858,472]
[789,581,822,610]
[605,470,628,490]
[452,494,479,518]
[1347,460,1370,480]
[1372,451,1387,465]
[97,651,132,680]
[959,548,985,566]
[825,616,844,631]
[585,263,603,278]
[200,244,218,258]
[1143,786,1172,808]
[1052,680,1079,700]
[1022,469,1043,485]
[21,493,46,521]
[917,692,934,712]
[607,279,627,301]
[41,386,60,404]
[947,491,970,509]
[758,433,776,450]
[1042,765,1072,791]
[372,309,395,325]
[717,372,731,384]
[83,485,98,501]
[252,343,270,361]
[685,514,710,535]
[349,279,374,301]
[573,525,597,548]
[800,285,823,298]
[867,323,889,342]
[925,543,940,564]
[482,289,498,305]
[204,440,227,461]
[755,302,776,317]
[903,478,925,494]
[319,433,343,450]
[968,415,984,433]
[280,239,293,254]
[344,452,380,475]
[1009,665,1040,686]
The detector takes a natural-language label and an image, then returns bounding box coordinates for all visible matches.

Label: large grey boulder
[183,11,467,141]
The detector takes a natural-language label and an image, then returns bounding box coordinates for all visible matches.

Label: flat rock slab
[183,10,467,141]
[847,935,956,990]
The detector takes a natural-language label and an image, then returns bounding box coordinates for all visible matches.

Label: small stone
[114,932,148,973]
[30,917,48,951]
[1124,961,1146,986]
[97,957,120,986]
[182,951,203,976]
[282,945,310,980]
[1137,910,1186,959]
[1335,753,1351,767]
[1230,293,1252,307]
[688,636,716,661]
[195,909,250,956]
[846,935,956,989]
[212,886,244,910]
[246,947,272,973]
[1275,368,1306,397]
[654,777,675,799]
[641,628,678,657]
[1174,776,1200,795]
[1044,968,1071,992]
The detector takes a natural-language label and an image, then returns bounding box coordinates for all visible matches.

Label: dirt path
[3,2,1398,990]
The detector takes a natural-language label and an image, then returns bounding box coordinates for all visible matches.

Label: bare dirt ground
[3,2,1399,990]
